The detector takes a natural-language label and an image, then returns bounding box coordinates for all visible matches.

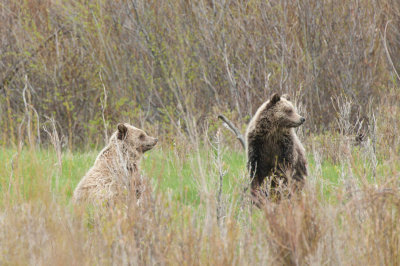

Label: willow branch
[218,114,245,149]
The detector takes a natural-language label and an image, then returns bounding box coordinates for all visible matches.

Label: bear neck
[96,133,141,172]
[265,126,293,143]
[257,117,292,136]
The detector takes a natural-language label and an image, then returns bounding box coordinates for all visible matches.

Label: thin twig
[217,114,245,149]
[99,70,109,143]
[382,20,400,82]
[43,117,63,191]
[214,130,227,226]
[22,76,32,146]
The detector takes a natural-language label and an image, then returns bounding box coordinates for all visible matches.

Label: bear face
[246,94,306,139]
[263,93,305,129]
[117,123,158,154]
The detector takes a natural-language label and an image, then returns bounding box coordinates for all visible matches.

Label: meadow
[1,0,400,264]
[1,120,399,265]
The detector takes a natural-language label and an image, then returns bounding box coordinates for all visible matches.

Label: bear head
[264,93,305,128]
[116,123,158,154]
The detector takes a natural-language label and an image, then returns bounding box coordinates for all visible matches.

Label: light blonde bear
[73,123,157,204]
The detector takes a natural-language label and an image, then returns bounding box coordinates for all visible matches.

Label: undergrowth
[1,130,399,265]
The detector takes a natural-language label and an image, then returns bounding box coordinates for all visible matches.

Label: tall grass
[1,113,399,265]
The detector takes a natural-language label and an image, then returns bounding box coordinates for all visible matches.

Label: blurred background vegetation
[1,0,399,149]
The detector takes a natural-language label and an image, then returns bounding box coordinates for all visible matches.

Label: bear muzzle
[290,117,305,128]
[140,138,158,152]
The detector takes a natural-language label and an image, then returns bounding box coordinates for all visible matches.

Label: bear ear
[270,93,281,105]
[281,94,290,101]
[117,123,128,140]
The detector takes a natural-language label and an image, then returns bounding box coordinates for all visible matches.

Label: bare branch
[217,114,245,149]
[0,27,68,93]
[382,20,400,82]
[99,70,109,144]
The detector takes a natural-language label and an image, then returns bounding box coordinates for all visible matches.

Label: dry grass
[1,164,399,265]
[1,104,399,265]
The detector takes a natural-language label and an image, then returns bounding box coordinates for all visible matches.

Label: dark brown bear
[245,93,307,200]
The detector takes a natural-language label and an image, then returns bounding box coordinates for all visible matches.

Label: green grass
[143,147,249,205]
[0,146,343,206]
[1,138,400,265]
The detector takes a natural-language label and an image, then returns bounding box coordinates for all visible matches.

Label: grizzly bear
[73,123,158,204]
[245,93,307,199]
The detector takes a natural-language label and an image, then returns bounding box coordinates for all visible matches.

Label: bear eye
[286,109,293,114]
[139,134,146,140]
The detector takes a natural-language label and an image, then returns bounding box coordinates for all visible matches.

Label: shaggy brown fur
[245,93,307,199]
[73,123,157,204]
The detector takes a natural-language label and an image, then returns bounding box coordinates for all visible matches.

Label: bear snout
[300,117,306,124]
[146,137,158,148]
